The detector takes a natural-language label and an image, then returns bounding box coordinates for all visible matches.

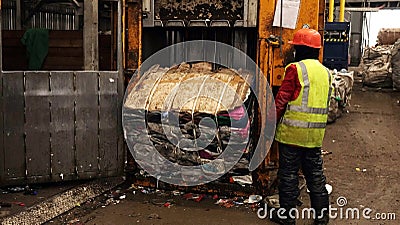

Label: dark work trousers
[278,142,329,221]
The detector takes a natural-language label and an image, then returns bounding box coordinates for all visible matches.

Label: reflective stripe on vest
[281,118,327,128]
[285,61,331,115]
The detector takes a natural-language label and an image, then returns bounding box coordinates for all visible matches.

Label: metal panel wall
[2,72,25,184]
[0,71,124,186]
[50,72,76,182]
[25,72,52,183]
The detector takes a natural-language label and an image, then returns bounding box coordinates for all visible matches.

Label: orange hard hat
[288,28,322,48]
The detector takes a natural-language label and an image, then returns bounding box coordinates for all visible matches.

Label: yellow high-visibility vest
[275,59,332,148]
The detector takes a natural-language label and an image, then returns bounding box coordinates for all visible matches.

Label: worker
[272,28,332,225]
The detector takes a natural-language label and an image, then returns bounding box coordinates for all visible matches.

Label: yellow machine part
[257,0,326,87]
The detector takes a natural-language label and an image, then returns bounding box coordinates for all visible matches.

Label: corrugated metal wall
[2,0,76,30]
[27,4,76,30]
[2,0,17,30]
[0,71,124,186]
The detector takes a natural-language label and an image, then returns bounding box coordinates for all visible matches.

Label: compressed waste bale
[377,28,400,45]
[360,46,392,88]
[391,39,400,90]
[123,62,256,183]
[328,70,354,123]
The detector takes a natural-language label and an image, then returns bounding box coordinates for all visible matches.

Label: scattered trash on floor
[215,199,235,208]
[24,188,38,196]
[265,194,280,208]
[183,193,206,202]
[147,213,161,220]
[67,218,80,224]
[11,202,25,207]
[172,190,182,196]
[321,149,333,156]
[325,184,333,195]
[231,175,253,186]
[119,194,126,200]
[355,167,367,173]
[151,198,174,207]
[7,187,25,193]
[128,213,141,218]
[244,195,262,204]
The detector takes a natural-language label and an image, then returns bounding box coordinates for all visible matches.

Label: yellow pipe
[328,0,334,22]
[339,0,345,22]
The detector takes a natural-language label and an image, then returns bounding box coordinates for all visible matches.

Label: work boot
[269,209,296,225]
[313,214,329,225]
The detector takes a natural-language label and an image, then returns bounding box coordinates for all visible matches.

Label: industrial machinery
[323,0,350,70]
[124,0,327,195]
[323,21,350,70]
[0,0,327,195]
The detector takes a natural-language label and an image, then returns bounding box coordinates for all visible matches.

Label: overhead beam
[345,7,381,11]
[344,0,398,2]
[335,0,400,8]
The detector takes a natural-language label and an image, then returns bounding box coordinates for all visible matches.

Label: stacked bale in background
[360,46,393,88]
[391,39,400,90]
[377,28,400,46]
[360,37,400,90]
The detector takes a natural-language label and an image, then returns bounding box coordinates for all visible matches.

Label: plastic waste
[231,175,253,185]
[244,195,262,204]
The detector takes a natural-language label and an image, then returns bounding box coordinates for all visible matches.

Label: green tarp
[21,28,49,70]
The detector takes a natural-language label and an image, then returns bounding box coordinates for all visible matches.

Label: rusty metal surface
[258,0,324,86]
[0,71,124,186]
[155,0,243,22]
[126,1,142,70]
